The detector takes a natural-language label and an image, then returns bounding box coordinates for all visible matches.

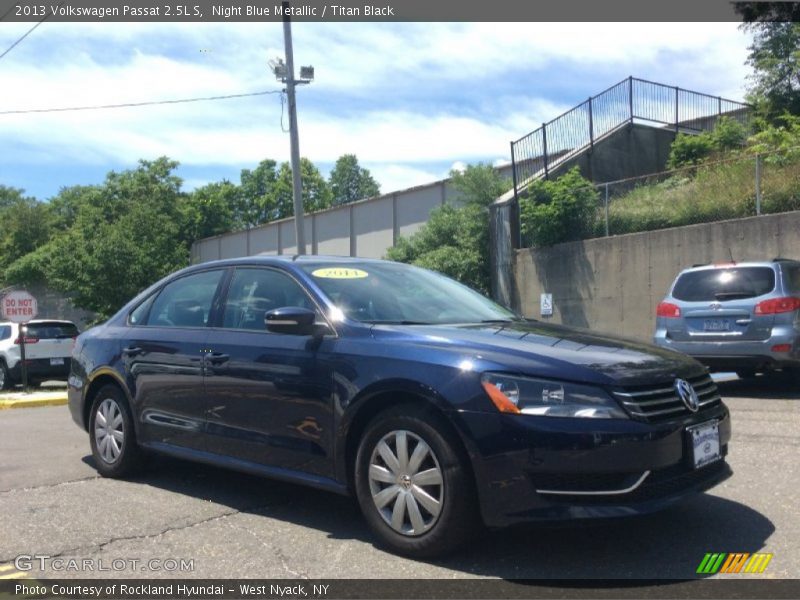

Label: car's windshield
[301,262,519,325]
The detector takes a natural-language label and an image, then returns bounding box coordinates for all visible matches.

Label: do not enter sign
[2,290,38,323]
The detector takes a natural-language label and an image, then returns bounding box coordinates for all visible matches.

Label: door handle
[206,352,230,364]
[122,346,143,357]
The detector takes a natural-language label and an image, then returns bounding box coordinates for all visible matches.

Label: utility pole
[270,3,314,254]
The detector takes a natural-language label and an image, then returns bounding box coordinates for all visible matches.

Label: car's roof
[681,259,800,273]
[187,254,393,271]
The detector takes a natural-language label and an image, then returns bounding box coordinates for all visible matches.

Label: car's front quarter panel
[68,325,124,431]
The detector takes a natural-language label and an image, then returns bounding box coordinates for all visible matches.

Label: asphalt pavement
[0,377,797,581]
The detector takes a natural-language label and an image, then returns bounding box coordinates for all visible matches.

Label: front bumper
[451,403,731,528]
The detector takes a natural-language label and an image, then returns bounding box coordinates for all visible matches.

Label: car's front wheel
[354,405,478,557]
[89,385,143,477]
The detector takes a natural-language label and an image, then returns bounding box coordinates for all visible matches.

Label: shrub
[519,168,598,247]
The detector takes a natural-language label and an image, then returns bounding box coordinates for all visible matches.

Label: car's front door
[203,267,336,477]
[124,268,225,452]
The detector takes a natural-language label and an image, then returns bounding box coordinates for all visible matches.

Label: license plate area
[703,319,731,332]
[687,420,721,469]
[50,358,65,366]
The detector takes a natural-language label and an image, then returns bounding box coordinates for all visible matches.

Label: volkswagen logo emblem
[675,379,699,412]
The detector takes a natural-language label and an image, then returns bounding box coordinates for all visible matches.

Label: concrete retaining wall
[514,211,800,342]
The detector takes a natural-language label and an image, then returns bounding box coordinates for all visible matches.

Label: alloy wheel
[367,429,444,536]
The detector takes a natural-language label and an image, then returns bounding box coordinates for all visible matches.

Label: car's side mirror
[265,307,320,336]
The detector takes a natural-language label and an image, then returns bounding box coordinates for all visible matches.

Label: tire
[0,360,10,390]
[88,384,143,478]
[354,404,479,558]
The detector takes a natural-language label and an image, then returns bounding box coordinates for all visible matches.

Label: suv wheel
[0,360,10,390]
[354,405,478,557]
[89,385,143,477]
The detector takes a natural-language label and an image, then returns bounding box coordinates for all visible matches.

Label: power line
[0,90,284,115]
[0,21,45,62]
[0,1,65,62]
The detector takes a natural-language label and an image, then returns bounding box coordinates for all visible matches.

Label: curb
[0,393,68,410]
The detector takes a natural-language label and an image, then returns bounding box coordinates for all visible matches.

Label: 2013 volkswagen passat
[69,256,732,557]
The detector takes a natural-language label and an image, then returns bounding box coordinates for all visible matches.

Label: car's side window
[786,266,800,293]
[0,326,10,341]
[129,294,156,326]
[145,270,224,328]
[222,268,316,331]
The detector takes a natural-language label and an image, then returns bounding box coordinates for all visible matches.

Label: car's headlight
[480,373,628,419]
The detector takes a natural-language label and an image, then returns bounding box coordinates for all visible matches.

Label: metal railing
[510,76,751,197]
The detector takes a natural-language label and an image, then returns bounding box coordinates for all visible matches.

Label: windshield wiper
[364,320,432,325]
[714,292,753,300]
[479,318,522,324]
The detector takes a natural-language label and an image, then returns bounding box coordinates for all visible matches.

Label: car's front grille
[612,373,721,422]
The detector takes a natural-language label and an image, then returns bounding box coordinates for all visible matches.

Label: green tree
[519,168,598,248]
[741,21,800,121]
[238,159,278,226]
[0,185,29,209]
[328,154,380,205]
[273,158,332,218]
[182,181,238,241]
[386,163,510,294]
[0,188,52,282]
[6,158,190,319]
[448,163,511,207]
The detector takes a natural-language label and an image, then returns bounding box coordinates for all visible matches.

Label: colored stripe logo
[697,552,773,574]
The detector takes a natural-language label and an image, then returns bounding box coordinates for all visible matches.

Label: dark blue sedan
[68,256,731,557]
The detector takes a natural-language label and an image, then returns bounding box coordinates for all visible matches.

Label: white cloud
[0,22,753,195]
[367,164,445,193]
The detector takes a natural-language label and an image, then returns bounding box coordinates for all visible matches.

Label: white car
[0,320,79,389]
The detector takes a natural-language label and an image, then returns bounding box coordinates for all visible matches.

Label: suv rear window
[672,267,776,302]
[25,321,79,340]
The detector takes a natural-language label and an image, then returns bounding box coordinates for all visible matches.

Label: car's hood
[369,320,704,386]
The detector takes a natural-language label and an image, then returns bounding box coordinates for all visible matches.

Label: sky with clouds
[0,21,753,200]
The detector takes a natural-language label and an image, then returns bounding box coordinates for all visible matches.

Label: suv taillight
[13,337,38,344]
[656,302,681,318]
[754,296,800,315]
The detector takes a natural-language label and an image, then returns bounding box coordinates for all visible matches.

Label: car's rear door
[668,266,776,342]
[124,268,226,452]
[202,266,336,477]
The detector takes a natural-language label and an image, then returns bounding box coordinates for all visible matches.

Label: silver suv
[654,259,800,378]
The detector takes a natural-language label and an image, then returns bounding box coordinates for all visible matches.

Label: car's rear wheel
[0,360,10,390]
[89,385,143,477]
[354,404,478,557]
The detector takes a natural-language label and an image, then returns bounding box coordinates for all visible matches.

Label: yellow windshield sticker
[311,268,369,279]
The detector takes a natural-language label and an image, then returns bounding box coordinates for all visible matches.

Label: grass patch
[598,157,800,236]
